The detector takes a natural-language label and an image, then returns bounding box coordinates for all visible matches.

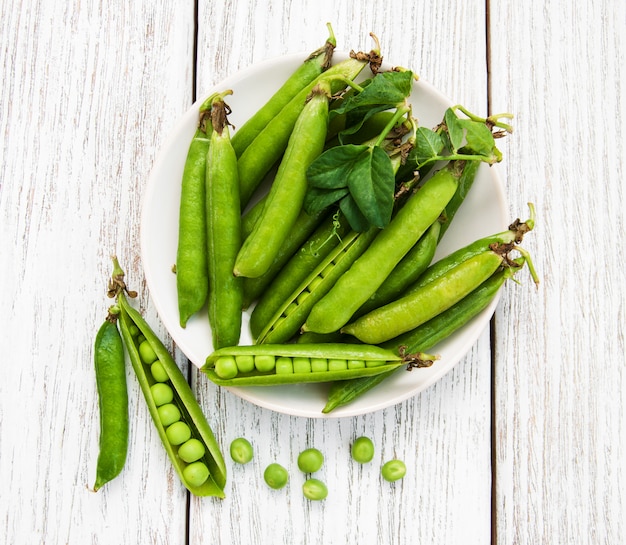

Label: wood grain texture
[1,1,195,543]
[488,0,625,543]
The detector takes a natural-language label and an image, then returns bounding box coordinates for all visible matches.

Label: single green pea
[129,324,140,337]
[365,359,386,368]
[255,355,275,372]
[351,436,374,463]
[302,478,328,501]
[183,461,210,487]
[166,421,192,446]
[150,360,169,382]
[275,357,294,374]
[293,357,311,373]
[157,403,181,426]
[178,438,206,463]
[308,276,324,291]
[214,356,238,379]
[264,463,289,489]
[139,340,158,364]
[348,359,365,369]
[284,302,298,316]
[297,448,324,473]
[381,459,406,482]
[235,355,255,373]
[311,358,328,372]
[136,334,146,344]
[151,383,174,406]
[296,290,310,305]
[328,359,347,371]
[230,437,254,464]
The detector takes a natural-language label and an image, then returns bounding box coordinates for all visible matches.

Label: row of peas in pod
[172,25,538,412]
[91,258,227,496]
[228,435,406,502]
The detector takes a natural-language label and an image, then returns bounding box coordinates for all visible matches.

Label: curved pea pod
[175,95,216,328]
[255,226,379,344]
[237,54,371,208]
[202,343,426,387]
[234,82,332,279]
[342,248,506,344]
[116,291,227,498]
[303,161,463,334]
[92,312,128,491]
[230,24,336,157]
[382,261,523,353]
[408,203,537,294]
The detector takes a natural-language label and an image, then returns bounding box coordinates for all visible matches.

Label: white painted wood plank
[0,1,195,543]
[489,0,626,543]
[191,2,494,544]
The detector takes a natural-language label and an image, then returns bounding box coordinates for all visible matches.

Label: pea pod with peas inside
[202,343,434,387]
[110,258,227,497]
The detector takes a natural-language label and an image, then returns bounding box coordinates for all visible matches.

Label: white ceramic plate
[141,51,508,418]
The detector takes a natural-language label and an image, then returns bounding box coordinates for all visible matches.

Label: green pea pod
[248,211,350,338]
[92,309,128,491]
[240,195,266,240]
[383,262,522,353]
[202,343,432,387]
[256,226,379,344]
[353,220,441,318]
[437,159,480,240]
[322,260,526,413]
[234,82,332,278]
[303,160,463,335]
[230,24,336,157]
[408,203,537,294]
[241,208,327,309]
[237,53,372,208]
[176,95,216,328]
[116,289,227,497]
[206,94,243,348]
[342,249,505,344]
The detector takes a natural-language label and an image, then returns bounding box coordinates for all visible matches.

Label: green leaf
[444,108,465,151]
[346,146,395,229]
[303,186,349,215]
[333,70,414,116]
[458,120,501,162]
[409,127,447,167]
[307,145,369,189]
[339,194,371,232]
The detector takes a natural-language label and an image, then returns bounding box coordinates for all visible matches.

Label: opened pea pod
[110,257,227,498]
[202,343,435,387]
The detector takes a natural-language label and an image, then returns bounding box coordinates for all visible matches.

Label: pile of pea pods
[92,28,538,499]
[172,26,538,413]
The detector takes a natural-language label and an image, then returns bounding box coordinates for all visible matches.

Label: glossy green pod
[117,291,227,497]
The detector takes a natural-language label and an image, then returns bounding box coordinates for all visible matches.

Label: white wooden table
[2,1,624,543]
